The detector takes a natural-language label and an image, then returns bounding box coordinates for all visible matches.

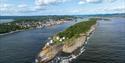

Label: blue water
[0,22,75,63]
[0,19,14,24]
[72,17,125,63]
[0,17,125,63]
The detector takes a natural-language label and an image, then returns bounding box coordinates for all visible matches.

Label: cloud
[34,0,71,12]
[35,0,68,6]
[79,0,102,4]
[79,0,116,4]
[0,3,40,16]
[103,7,125,13]
[62,5,125,15]
[86,0,101,3]
[0,3,17,15]
[17,4,38,13]
[79,1,85,4]
[17,4,28,8]
[0,4,14,12]
[104,0,116,2]
[0,0,123,16]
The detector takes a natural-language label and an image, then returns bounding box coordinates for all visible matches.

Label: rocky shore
[36,21,97,63]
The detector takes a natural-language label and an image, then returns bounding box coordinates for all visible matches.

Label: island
[0,16,76,35]
[36,18,97,63]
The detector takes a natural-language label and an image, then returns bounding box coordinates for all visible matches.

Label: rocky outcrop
[36,45,62,63]
[62,36,86,53]
[36,24,96,63]
[62,24,96,53]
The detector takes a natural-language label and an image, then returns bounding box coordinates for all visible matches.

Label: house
[59,39,62,42]
[50,40,53,43]
[56,36,60,40]
[46,43,49,46]
[62,37,65,40]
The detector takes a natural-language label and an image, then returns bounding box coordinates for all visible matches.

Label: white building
[62,37,65,40]
[56,36,60,40]
[50,40,53,43]
[59,39,62,42]
[46,42,49,46]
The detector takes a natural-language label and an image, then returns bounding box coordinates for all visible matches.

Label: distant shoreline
[0,19,14,24]
[0,21,70,36]
[0,30,24,36]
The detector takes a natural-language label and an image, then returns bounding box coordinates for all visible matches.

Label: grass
[57,18,97,38]
[53,18,97,45]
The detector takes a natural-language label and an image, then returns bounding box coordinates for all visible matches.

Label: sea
[0,19,14,24]
[0,15,125,63]
[71,17,125,63]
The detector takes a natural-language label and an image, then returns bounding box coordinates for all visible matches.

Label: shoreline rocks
[37,45,62,63]
[62,36,86,53]
[36,23,96,63]
[62,24,96,53]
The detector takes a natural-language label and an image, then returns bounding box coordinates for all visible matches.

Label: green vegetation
[57,18,97,39]
[0,24,29,34]
[0,16,76,34]
[13,16,76,23]
[52,18,97,45]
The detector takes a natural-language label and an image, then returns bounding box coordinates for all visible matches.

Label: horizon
[0,13,125,17]
[0,0,125,16]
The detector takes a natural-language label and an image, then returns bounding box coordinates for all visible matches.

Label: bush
[57,18,97,39]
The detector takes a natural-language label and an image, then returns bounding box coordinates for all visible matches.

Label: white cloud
[104,0,116,2]
[78,1,85,4]
[17,4,28,8]
[0,3,40,16]
[0,0,123,16]
[16,4,37,13]
[35,0,67,6]
[0,4,13,12]
[86,0,101,3]
[34,0,71,12]
[62,5,125,15]
[103,7,125,13]
[79,0,116,4]
[79,0,102,4]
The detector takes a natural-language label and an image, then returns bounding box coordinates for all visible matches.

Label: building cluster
[9,19,69,29]
[15,21,44,28]
[46,36,66,46]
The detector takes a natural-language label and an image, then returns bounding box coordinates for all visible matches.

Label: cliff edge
[36,18,97,63]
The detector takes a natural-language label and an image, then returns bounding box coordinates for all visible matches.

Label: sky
[0,0,125,16]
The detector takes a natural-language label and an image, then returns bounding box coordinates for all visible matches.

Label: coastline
[62,24,96,53]
[0,21,70,36]
[0,30,23,36]
[36,21,97,63]
[59,24,96,63]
